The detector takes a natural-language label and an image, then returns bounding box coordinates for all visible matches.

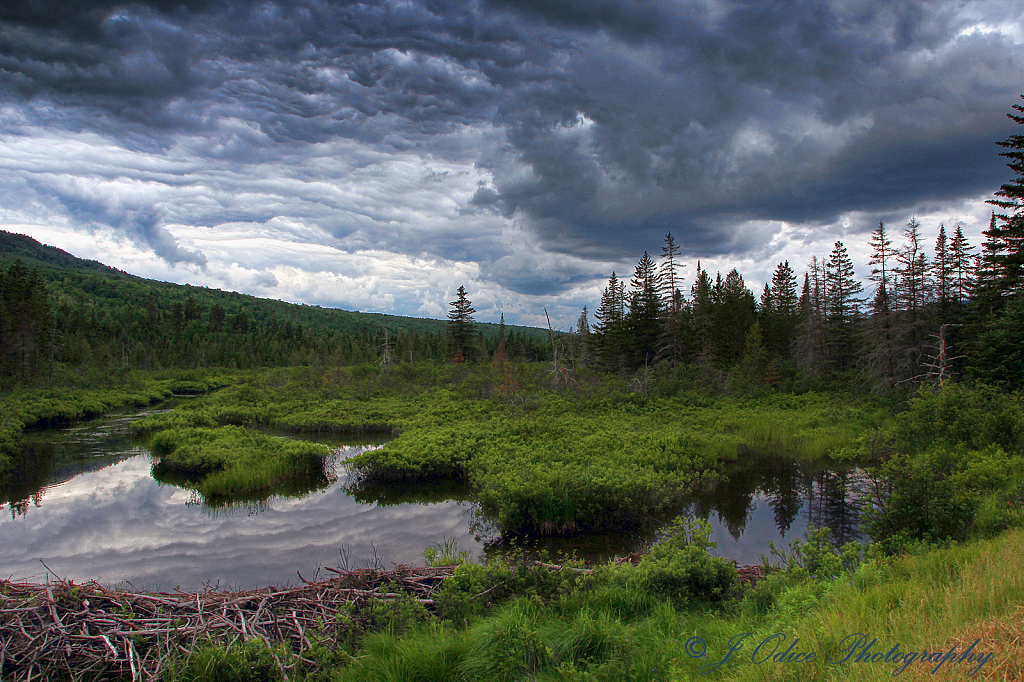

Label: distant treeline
[584,214,1023,390]
[0,232,550,382]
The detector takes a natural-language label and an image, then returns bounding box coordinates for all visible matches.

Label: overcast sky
[2,0,1022,328]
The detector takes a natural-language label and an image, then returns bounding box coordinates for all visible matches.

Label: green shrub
[359,589,433,635]
[611,518,737,606]
[767,526,864,579]
[435,553,588,624]
[863,385,1024,553]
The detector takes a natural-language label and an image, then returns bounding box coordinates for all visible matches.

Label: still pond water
[0,405,868,591]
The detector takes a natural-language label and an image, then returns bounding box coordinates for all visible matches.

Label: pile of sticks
[0,565,456,682]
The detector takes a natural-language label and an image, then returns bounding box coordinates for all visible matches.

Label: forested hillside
[0,231,549,381]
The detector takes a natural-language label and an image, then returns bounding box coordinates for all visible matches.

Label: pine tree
[626,252,661,367]
[771,261,799,316]
[493,313,507,364]
[895,217,928,316]
[864,222,898,390]
[986,93,1024,297]
[712,268,756,364]
[974,212,1004,313]
[794,261,827,374]
[689,263,714,362]
[594,272,627,371]
[658,232,685,303]
[575,306,591,367]
[764,260,798,357]
[657,233,686,366]
[950,225,975,308]
[933,223,952,307]
[759,283,774,317]
[447,285,477,362]
[824,241,863,372]
[894,217,932,378]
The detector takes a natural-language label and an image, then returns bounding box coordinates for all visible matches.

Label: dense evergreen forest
[4,207,1024,394]
[0,231,550,384]
[548,96,1024,393]
[583,216,1022,392]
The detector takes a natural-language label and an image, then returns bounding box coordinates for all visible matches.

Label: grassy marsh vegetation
[0,367,232,478]
[6,359,1022,682]
[129,368,1024,682]
[123,363,885,534]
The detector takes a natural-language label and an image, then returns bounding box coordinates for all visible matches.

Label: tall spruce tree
[864,222,898,390]
[657,233,686,366]
[794,260,828,374]
[896,217,928,316]
[974,212,1005,313]
[626,252,661,367]
[933,224,952,308]
[824,241,863,372]
[986,93,1024,298]
[765,260,798,358]
[759,283,774,317]
[690,263,714,362]
[712,268,756,364]
[950,225,975,308]
[447,285,477,362]
[594,272,627,371]
[575,306,591,367]
[894,217,932,378]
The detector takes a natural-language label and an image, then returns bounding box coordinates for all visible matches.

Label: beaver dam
[0,565,456,681]
[0,560,766,681]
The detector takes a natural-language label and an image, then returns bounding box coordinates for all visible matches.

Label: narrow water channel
[0,407,483,591]
[1,406,870,590]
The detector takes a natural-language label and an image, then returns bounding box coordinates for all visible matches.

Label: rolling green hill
[0,230,549,376]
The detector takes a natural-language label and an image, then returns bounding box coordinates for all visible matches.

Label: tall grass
[322,529,1024,682]
[126,368,888,535]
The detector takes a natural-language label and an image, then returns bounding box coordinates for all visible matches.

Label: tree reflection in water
[684,454,868,550]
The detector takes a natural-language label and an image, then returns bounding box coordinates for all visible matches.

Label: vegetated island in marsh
[124,363,883,536]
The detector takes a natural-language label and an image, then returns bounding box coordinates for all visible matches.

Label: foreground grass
[333,530,1024,681]
[162,528,1024,682]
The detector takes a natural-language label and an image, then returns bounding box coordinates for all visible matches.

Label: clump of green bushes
[347,390,878,535]
[150,426,330,499]
[0,368,236,478]
[864,384,1024,552]
[0,379,174,477]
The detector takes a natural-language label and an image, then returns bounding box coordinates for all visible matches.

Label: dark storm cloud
[60,194,209,267]
[472,0,1024,257]
[1,0,1022,299]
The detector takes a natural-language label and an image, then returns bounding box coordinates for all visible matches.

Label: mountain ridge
[0,229,543,339]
